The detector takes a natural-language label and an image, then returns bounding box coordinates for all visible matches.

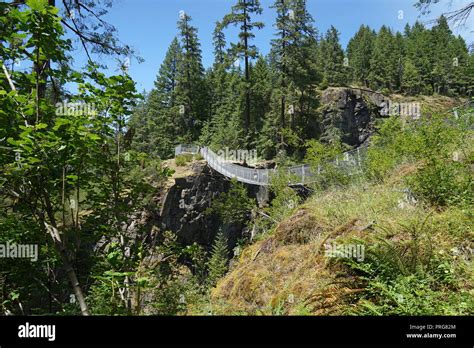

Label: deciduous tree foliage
[1,0,472,316]
[0,0,170,316]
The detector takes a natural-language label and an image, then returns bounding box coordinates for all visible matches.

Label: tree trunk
[243,3,251,147]
[44,222,90,315]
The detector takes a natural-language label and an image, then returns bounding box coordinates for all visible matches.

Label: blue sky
[65,0,473,92]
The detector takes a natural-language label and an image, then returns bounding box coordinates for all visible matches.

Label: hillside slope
[206,103,473,316]
[210,170,473,315]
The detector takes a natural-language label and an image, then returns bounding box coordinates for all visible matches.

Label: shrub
[205,178,255,225]
[175,153,194,166]
[355,274,472,315]
[407,159,472,207]
[341,215,473,315]
[267,170,301,222]
[304,139,351,190]
[365,107,473,207]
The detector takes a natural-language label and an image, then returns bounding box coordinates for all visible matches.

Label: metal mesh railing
[199,147,272,185]
[175,144,200,157]
[175,144,368,186]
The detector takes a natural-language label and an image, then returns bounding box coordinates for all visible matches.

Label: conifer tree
[222,0,264,142]
[270,0,292,149]
[204,70,245,150]
[155,37,181,108]
[250,55,272,135]
[402,58,423,95]
[347,25,376,87]
[430,16,454,94]
[176,12,209,141]
[268,0,319,154]
[130,38,181,158]
[447,35,469,95]
[319,25,346,86]
[466,52,474,96]
[207,231,229,286]
[394,32,405,91]
[369,26,398,91]
[213,21,227,67]
[404,21,433,94]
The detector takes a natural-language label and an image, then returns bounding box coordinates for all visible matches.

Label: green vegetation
[210,105,473,315]
[175,153,194,167]
[0,0,472,317]
[206,178,255,225]
[131,2,473,160]
[207,231,230,286]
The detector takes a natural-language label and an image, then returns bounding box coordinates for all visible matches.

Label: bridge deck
[175,144,367,186]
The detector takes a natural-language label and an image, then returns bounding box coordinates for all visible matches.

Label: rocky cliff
[319,87,388,146]
[150,88,388,249]
[154,161,267,250]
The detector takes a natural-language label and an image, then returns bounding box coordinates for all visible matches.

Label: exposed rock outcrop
[320,87,389,146]
[155,161,266,250]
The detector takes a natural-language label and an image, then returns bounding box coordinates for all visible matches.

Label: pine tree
[129,91,151,154]
[466,52,474,97]
[448,35,469,95]
[175,12,209,141]
[155,37,181,108]
[287,0,320,150]
[222,0,264,143]
[270,0,292,149]
[204,70,245,150]
[394,32,405,91]
[203,19,247,151]
[258,93,283,159]
[207,231,229,286]
[268,0,319,154]
[130,38,182,158]
[250,55,272,140]
[402,58,422,95]
[152,38,182,157]
[318,25,346,86]
[430,16,453,94]
[404,21,433,94]
[213,21,227,67]
[347,25,376,87]
[369,26,398,91]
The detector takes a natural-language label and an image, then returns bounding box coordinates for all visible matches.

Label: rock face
[320,87,388,146]
[146,87,390,249]
[156,162,264,250]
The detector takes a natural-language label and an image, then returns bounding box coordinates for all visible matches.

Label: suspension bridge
[174,144,368,186]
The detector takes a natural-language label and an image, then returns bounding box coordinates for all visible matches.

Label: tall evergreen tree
[430,16,454,94]
[401,58,423,95]
[267,0,319,155]
[270,0,292,149]
[130,38,182,158]
[286,0,320,151]
[318,25,346,86]
[222,0,264,143]
[213,21,227,67]
[466,51,474,96]
[207,231,229,286]
[404,21,433,94]
[369,26,398,91]
[347,25,376,87]
[155,37,181,108]
[394,32,405,91]
[201,69,245,150]
[250,55,272,135]
[176,12,209,141]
